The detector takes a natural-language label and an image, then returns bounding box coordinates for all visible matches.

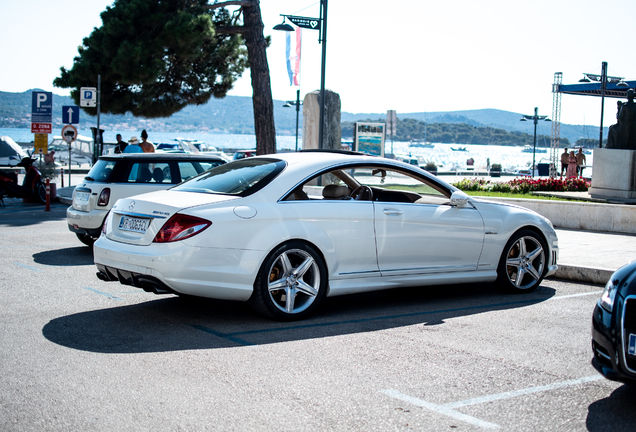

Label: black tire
[34,181,47,204]
[496,229,548,293]
[76,233,96,247]
[249,241,327,321]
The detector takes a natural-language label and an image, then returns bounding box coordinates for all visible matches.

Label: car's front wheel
[250,241,327,321]
[496,229,547,292]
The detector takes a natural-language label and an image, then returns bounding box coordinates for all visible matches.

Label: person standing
[123,137,143,153]
[139,130,155,153]
[576,148,587,177]
[113,134,128,153]
[566,151,578,178]
[560,148,569,176]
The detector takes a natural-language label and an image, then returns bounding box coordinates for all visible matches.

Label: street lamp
[284,89,302,152]
[520,107,551,178]
[578,62,627,148]
[274,0,328,149]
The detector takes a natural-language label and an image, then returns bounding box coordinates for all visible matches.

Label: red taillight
[102,211,111,235]
[98,188,110,206]
[153,214,211,243]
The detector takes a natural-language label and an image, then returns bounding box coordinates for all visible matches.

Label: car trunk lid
[105,190,238,245]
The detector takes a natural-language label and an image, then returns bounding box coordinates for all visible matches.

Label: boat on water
[521,145,547,153]
[409,141,434,149]
[451,146,467,152]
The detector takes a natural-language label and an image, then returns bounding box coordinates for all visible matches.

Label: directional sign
[31,91,52,123]
[80,87,97,107]
[61,124,78,143]
[31,122,52,134]
[287,15,321,30]
[62,105,80,124]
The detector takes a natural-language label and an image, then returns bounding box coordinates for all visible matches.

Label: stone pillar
[302,89,341,150]
[589,148,636,201]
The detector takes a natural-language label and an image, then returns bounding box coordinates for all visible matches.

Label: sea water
[1,127,591,175]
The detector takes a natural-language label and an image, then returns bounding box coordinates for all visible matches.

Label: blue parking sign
[62,105,80,124]
[31,91,52,123]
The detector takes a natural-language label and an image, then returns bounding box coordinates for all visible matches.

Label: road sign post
[62,105,80,124]
[80,88,97,107]
[31,91,52,135]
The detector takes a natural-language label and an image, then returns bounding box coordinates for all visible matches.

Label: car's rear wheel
[497,229,547,292]
[76,233,96,247]
[250,241,327,321]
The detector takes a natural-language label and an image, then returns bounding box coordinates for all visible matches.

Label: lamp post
[284,89,302,152]
[274,0,328,149]
[578,62,629,148]
[520,107,550,178]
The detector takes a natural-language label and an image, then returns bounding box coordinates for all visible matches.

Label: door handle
[383,208,403,215]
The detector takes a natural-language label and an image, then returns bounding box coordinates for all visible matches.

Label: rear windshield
[172,158,285,196]
[85,159,116,182]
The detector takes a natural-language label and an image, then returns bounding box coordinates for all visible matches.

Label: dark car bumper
[68,223,102,238]
[591,303,636,384]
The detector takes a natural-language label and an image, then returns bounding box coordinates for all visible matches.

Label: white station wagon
[67,153,226,245]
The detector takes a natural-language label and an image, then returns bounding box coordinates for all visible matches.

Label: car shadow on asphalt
[0,202,67,226]
[586,383,636,430]
[42,283,556,353]
[33,246,94,266]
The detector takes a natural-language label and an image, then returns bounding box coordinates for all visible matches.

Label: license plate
[119,215,150,233]
[629,334,636,356]
[76,192,90,203]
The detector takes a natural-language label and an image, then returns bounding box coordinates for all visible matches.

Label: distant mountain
[342,109,603,145]
[0,90,602,145]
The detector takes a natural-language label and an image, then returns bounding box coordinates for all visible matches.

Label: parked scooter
[0,157,46,206]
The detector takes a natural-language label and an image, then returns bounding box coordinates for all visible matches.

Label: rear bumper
[93,236,259,301]
[67,206,107,232]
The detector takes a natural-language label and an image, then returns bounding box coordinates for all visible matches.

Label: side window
[177,162,200,182]
[351,168,450,205]
[127,162,153,183]
[149,163,170,183]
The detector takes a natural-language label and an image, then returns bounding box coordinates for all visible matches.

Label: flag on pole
[285,27,301,86]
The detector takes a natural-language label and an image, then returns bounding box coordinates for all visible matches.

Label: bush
[452,176,589,194]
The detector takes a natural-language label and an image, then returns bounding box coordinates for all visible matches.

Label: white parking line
[382,375,603,429]
[550,291,601,300]
[382,389,501,429]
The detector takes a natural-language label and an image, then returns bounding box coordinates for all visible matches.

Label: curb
[551,264,613,285]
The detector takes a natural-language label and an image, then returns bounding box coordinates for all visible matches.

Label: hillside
[1,90,602,145]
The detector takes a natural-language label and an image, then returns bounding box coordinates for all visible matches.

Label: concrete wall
[481,196,636,234]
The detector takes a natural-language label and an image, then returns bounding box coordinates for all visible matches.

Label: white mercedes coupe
[94,151,558,320]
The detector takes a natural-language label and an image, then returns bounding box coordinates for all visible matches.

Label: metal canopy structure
[555,81,636,98]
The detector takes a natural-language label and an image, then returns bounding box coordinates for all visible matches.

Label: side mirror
[450,190,470,207]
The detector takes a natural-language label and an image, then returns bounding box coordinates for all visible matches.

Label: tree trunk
[242,1,276,155]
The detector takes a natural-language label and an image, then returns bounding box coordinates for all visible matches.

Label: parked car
[592,261,636,384]
[233,149,256,160]
[67,153,226,246]
[93,150,558,320]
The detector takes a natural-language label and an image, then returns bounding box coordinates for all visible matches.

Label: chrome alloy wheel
[504,235,546,290]
[267,249,321,314]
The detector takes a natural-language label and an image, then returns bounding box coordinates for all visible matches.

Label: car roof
[99,153,225,162]
[245,150,457,197]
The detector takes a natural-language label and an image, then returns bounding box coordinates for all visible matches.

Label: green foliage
[490,163,502,171]
[575,138,601,148]
[423,161,437,171]
[452,177,589,194]
[54,0,248,119]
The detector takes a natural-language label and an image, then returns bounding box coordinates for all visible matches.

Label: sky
[1,0,635,128]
